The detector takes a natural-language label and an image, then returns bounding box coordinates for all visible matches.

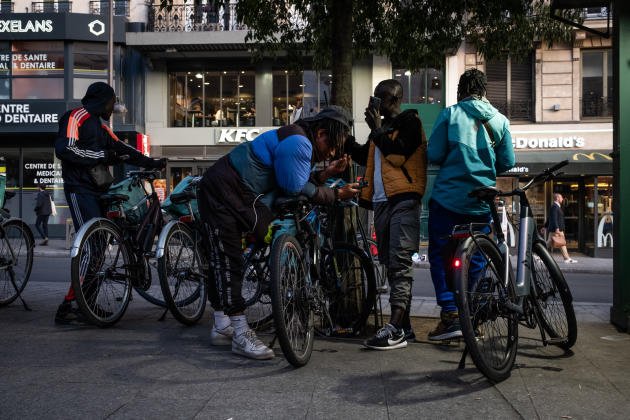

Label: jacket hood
[81,82,115,118]
[458,97,498,121]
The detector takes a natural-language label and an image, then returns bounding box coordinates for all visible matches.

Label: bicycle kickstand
[458,345,468,370]
[9,269,31,311]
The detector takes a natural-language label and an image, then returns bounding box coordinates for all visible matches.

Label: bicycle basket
[161,175,201,220]
[108,177,150,224]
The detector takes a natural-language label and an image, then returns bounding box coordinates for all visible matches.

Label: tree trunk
[330,0,353,112]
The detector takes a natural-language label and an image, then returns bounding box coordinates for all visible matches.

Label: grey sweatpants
[373,199,420,311]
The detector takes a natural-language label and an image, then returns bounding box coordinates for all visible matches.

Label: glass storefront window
[393,67,443,104]
[168,70,256,127]
[0,78,8,100]
[0,52,9,76]
[73,78,108,100]
[11,41,64,77]
[272,70,303,126]
[582,49,612,118]
[73,42,108,77]
[12,78,64,99]
[595,176,613,249]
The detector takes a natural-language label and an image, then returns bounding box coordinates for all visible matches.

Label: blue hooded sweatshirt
[428,97,515,215]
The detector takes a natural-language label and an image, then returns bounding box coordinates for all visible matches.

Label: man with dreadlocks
[426,69,515,341]
[197,106,358,360]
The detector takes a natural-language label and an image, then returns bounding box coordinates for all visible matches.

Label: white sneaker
[210,325,234,346]
[564,258,578,264]
[232,329,274,360]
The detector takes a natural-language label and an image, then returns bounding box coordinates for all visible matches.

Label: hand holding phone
[368,95,381,111]
[356,180,369,189]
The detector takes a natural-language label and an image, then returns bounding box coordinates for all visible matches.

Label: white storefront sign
[0,104,58,124]
[512,136,585,149]
[217,128,261,143]
[0,19,53,33]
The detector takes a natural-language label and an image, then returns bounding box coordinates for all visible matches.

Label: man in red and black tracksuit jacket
[54,81,166,325]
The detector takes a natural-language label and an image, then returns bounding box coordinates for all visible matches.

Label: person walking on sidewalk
[547,193,577,263]
[197,106,358,360]
[426,69,515,341]
[53,82,167,325]
[34,185,52,246]
[345,79,428,350]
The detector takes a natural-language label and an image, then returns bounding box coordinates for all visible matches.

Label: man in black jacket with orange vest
[54,82,166,324]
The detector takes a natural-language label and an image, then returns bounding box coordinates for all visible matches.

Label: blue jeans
[428,200,491,313]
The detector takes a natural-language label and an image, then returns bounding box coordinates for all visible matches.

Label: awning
[505,150,613,176]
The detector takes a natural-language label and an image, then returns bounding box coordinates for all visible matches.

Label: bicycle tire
[320,242,376,336]
[134,257,167,307]
[531,242,577,350]
[243,247,273,331]
[456,235,519,383]
[70,218,132,327]
[0,219,34,306]
[356,235,387,293]
[157,221,207,326]
[270,234,314,367]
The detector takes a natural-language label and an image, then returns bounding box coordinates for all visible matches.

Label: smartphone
[368,96,381,111]
[357,180,369,189]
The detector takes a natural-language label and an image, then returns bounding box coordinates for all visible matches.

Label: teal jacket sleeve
[494,120,515,174]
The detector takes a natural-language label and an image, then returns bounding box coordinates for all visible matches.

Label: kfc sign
[217,128,261,143]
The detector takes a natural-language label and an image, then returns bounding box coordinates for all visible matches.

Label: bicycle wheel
[270,234,314,367]
[456,235,518,383]
[320,242,376,336]
[243,247,273,330]
[157,222,207,325]
[134,257,167,307]
[71,219,132,327]
[0,219,34,306]
[356,235,387,293]
[531,242,577,350]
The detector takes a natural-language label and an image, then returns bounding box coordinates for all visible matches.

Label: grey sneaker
[210,325,234,346]
[232,329,274,360]
[364,323,408,350]
[428,311,463,341]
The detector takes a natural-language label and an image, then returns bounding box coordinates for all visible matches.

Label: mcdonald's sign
[572,152,613,161]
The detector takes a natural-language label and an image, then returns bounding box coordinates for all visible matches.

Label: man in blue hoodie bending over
[197,106,359,360]
[426,69,515,341]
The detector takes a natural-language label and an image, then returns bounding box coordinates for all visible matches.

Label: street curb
[412,261,612,275]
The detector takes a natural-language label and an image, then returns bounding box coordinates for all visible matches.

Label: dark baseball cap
[302,105,353,129]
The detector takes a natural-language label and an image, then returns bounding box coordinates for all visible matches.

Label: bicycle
[269,196,377,367]
[69,170,166,327]
[0,190,34,310]
[155,177,273,329]
[452,160,577,382]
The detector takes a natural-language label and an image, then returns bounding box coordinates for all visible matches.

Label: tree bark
[330,0,353,112]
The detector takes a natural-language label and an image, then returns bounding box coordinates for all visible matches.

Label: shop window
[0,78,8,100]
[582,49,612,118]
[272,71,303,126]
[73,42,108,78]
[485,56,533,121]
[12,78,63,99]
[392,67,443,105]
[73,78,108,100]
[167,70,256,128]
[11,41,64,77]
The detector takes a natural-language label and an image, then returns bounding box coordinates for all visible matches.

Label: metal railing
[583,7,609,20]
[581,97,613,118]
[148,3,246,32]
[492,100,533,121]
[0,2,14,13]
[89,1,129,17]
[31,1,72,13]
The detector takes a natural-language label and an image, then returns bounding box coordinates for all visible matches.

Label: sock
[213,310,231,330]
[230,314,249,336]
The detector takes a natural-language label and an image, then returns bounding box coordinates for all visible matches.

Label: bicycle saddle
[468,186,501,201]
[274,195,309,213]
[170,190,196,204]
[100,193,129,205]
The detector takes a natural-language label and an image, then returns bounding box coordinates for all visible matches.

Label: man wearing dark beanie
[53,82,166,325]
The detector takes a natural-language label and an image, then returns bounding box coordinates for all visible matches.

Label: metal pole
[108,0,114,129]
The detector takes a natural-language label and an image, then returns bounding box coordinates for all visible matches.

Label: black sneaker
[428,311,463,341]
[364,323,407,350]
[404,328,416,342]
[54,300,87,325]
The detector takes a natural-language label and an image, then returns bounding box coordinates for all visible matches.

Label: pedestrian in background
[34,185,52,246]
[547,193,577,263]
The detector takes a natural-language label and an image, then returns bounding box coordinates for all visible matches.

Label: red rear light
[453,258,461,268]
[106,210,122,219]
[179,215,194,223]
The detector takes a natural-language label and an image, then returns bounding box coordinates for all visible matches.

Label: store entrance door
[165,161,214,194]
[551,178,584,251]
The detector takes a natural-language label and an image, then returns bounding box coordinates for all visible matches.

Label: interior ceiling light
[195,73,203,79]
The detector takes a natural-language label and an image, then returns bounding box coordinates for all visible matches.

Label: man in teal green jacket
[426,69,515,341]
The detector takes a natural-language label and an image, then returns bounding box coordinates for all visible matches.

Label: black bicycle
[452,160,577,382]
[69,170,166,327]
[269,197,376,367]
[0,190,34,309]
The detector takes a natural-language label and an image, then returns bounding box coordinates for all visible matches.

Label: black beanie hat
[81,82,116,117]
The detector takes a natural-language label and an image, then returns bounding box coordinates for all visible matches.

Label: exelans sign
[0,19,53,33]
[0,14,125,42]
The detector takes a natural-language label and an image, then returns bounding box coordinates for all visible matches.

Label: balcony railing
[582,97,613,118]
[148,3,246,32]
[31,1,72,13]
[0,2,14,13]
[492,100,533,121]
[89,1,129,17]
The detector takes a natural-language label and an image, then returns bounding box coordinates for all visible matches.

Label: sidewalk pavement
[1,280,628,419]
[36,239,613,274]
